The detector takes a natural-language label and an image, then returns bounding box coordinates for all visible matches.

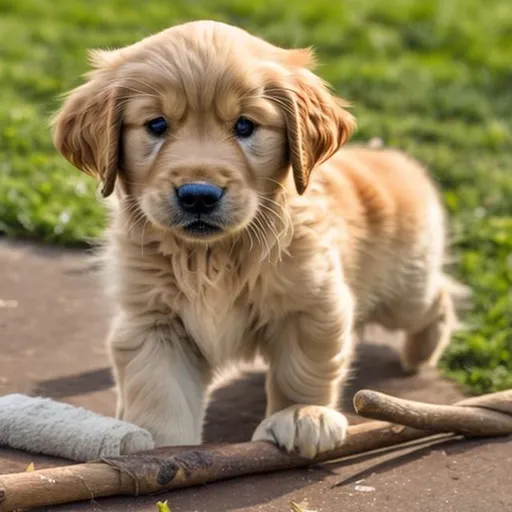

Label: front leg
[108,313,211,448]
[253,285,355,458]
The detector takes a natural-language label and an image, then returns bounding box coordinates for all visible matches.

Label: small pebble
[355,485,376,493]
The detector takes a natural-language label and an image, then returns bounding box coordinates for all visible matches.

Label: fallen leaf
[25,462,35,472]
[156,500,171,512]
[290,501,317,512]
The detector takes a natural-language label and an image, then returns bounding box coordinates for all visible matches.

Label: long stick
[0,421,432,511]
[0,389,511,511]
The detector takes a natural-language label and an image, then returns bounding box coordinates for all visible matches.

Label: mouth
[181,220,223,238]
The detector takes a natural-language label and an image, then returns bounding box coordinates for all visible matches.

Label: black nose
[176,183,224,215]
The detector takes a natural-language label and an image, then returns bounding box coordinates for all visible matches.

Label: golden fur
[53,20,459,457]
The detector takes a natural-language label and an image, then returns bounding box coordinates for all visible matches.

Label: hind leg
[400,285,456,373]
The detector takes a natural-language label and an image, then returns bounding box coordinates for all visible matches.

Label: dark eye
[146,117,168,137]
[233,116,256,138]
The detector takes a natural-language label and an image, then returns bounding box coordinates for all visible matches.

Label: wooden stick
[0,421,433,511]
[354,389,512,436]
[1,389,511,511]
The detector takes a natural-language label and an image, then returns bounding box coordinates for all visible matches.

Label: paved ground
[0,239,510,511]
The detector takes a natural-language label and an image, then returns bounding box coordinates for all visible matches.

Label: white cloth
[0,394,154,462]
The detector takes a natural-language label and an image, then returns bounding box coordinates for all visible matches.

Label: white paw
[252,405,348,459]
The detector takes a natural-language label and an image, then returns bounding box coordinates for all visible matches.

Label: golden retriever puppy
[53,20,459,458]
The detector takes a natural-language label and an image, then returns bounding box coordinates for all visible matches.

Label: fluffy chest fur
[102,202,340,367]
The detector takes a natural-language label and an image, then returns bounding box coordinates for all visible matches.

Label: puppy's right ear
[52,64,122,197]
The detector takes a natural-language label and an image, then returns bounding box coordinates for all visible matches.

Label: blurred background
[0,0,510,394]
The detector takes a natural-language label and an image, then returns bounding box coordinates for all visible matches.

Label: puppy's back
[331,147,442,239]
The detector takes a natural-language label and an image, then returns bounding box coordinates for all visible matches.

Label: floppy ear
[52,73,122,197]
[269,70,356,194]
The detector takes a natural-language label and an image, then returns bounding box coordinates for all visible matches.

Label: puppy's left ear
[52,65,122,198]
[269,70,356,194]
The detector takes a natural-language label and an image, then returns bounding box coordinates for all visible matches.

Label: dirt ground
[0,239,510,511]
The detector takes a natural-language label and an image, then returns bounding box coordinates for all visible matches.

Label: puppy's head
[53,21,355,244]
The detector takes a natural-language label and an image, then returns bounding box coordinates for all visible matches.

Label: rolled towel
[0,394,154,462]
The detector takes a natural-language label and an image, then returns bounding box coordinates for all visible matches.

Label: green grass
[0,0,510,393]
